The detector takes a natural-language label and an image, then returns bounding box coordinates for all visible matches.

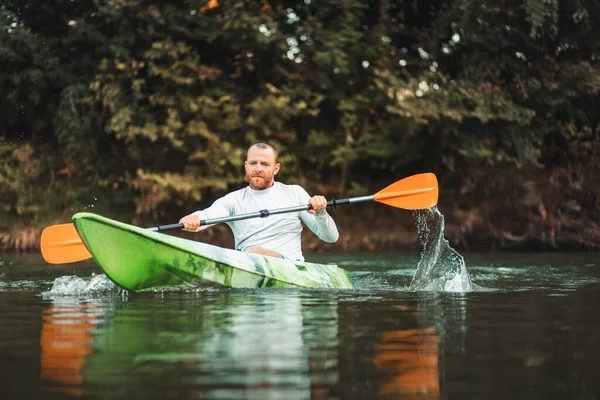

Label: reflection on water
[374,326,440,399]
[39,291,466,399]
[370,293,468,399]
[39,291,344,399]
[40,299,101,397]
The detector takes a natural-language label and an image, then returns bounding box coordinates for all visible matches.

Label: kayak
[71,212,352,292]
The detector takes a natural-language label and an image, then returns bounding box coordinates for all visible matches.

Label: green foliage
[1,0,599,227]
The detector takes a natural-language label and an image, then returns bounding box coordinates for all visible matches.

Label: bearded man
[179,143,338,261]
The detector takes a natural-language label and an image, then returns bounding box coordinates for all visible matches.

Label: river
[1,250,599,399]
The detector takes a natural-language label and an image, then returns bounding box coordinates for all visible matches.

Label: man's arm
[179,198,232,232]
[300,196,339,243]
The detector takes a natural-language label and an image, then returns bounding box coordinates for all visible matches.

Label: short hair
[248,142,278,162]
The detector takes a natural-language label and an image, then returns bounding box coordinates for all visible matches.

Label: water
[1,250,600,399]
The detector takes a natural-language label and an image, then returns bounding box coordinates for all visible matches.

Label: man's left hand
[308,195,327,214]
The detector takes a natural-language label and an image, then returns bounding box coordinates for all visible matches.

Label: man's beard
[247,174,273,190]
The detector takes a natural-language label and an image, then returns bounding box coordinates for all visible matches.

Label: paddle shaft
[149,195,376,233]
[153,185,438,232]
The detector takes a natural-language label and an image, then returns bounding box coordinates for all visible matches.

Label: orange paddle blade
[40,223,92,264]
[373,173,438,210]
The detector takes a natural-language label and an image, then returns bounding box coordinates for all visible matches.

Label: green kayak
[71,212,352,292]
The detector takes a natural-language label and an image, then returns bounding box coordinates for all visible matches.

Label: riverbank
[1,204,598,255]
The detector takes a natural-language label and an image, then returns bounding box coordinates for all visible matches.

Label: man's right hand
[179,214,202,232]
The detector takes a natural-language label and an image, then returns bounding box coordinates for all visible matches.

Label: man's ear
[274,163,281,174]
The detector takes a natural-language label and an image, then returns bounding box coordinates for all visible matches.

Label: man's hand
[179,214,202,232]
[308,195,327,214]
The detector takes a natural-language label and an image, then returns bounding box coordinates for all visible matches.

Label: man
[179,143,339,261]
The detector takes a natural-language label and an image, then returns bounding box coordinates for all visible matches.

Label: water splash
[43,274,119,296]
[410,206,473,292]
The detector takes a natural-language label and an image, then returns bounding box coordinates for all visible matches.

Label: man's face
[244,146,280,190]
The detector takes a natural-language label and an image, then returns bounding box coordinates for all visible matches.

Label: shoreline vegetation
[2,1,599,254]
[2,196,598,254]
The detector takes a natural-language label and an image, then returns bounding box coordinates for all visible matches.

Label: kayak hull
[72,213,352,292]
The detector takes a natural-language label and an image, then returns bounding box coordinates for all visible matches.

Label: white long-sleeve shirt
[192,182,339,261]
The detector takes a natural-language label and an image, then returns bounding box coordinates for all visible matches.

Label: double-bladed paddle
[41,172,438,264]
